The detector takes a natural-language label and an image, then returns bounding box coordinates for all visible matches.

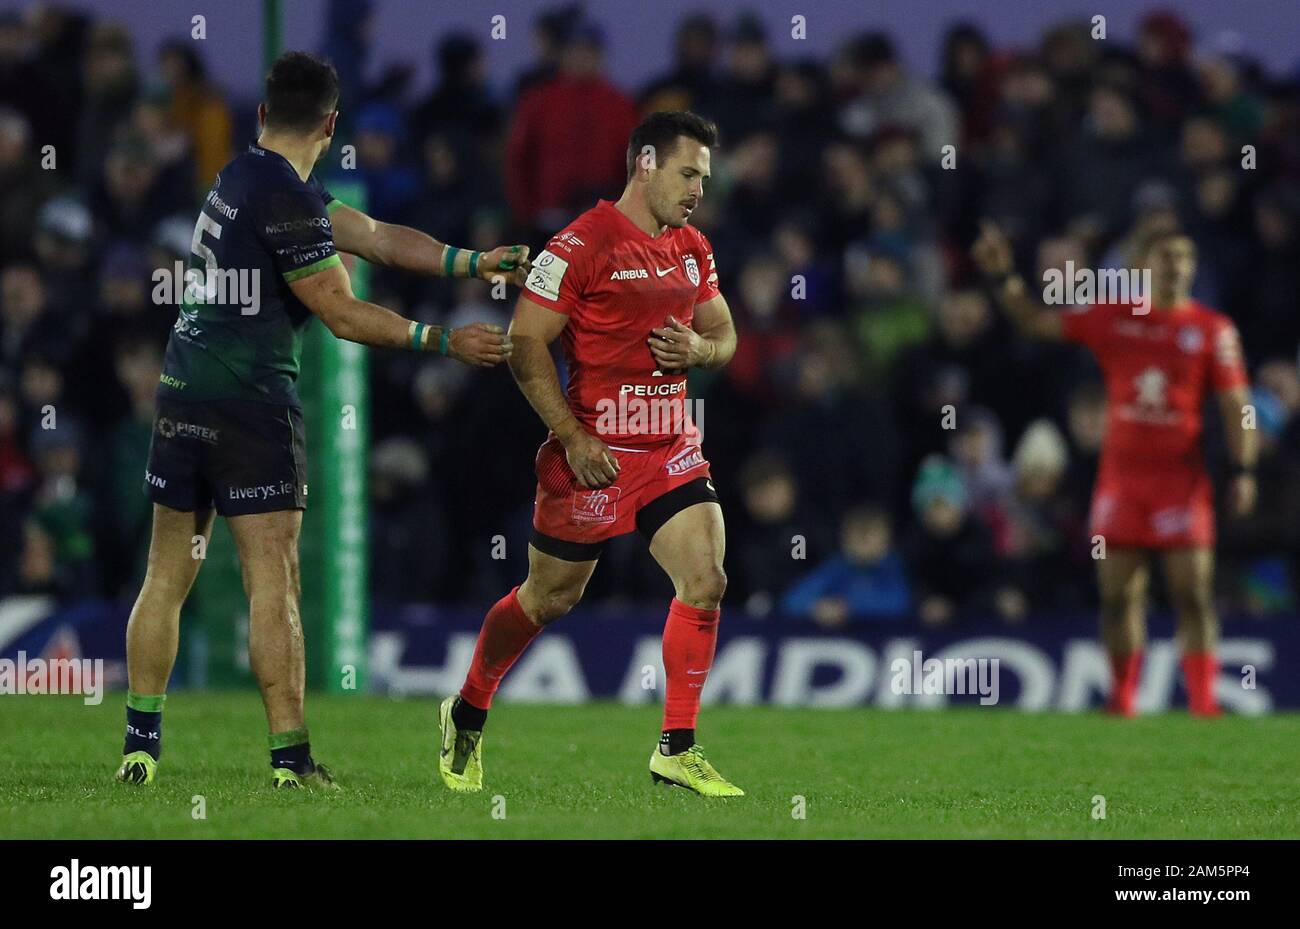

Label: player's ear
[637,144,657,182]
[323,111,338,139]
[256,102,267,129]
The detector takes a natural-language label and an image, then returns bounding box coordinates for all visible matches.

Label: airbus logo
[610,269,649,281]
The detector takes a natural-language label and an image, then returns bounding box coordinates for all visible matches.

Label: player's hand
[918,595,954,627]
[649,316,713,371]
[811,597,850,629]
[995,586,1029,624]
[479,245,532,287]
[448,322,512,367]
[971,220,1014,278]
[1229,472,1257,517]
[560,428,620,489]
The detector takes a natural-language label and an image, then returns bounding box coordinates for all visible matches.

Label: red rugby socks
[1181,650,1221,717]
[662,598,720,732]
[459,586,541,712]
[1106,650,1143,717]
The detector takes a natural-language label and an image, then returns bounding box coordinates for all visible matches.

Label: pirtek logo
[156,418,219,444]
[610,268,649,281]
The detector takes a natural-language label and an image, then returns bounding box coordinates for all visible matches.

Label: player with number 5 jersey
[118,50,529,792]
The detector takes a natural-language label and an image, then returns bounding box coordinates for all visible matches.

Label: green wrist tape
[443,246,460,277]
[410,321,426,350]
[469,250,481,279]
[439,328,451,356]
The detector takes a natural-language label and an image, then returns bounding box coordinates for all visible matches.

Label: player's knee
[529,584,584,624]
[1170,583,1213,623]
[678,564,727,610]
[139,569,192,605]
[1099,591,1134,626]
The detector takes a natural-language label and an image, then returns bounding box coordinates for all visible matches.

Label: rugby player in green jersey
[116,52,529,789]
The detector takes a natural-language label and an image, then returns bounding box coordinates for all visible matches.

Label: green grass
[1,694,1297,838]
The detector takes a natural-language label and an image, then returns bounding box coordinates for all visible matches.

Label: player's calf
[1165,549,1221,716]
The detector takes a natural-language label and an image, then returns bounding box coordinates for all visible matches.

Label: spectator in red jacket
[504,20,638,239]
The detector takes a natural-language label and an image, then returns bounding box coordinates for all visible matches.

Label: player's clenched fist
[449,322,513,367]
[479,244,532,287]
[971,220,1013,278]
[561,429,621,489]
[649,315,714,371]
[1229,472,1257,517]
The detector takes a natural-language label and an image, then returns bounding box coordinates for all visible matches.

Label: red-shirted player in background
[437,112,743,796]
[974,221,1258,717]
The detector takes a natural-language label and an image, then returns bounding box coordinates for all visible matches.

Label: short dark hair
[1133,226,1193,263]
[626,111,718,181]
[264,51,340,132]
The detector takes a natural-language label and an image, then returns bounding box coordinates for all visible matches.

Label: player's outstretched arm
[507,293,619,489]
[329,203,531,286]
[1217,384,1259,517]
[289,263,512,367]
[972,220,1063,341]
[649,294,737,372]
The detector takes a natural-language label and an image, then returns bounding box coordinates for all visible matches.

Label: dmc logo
[665,447,705,476]
[156,417,175,438]
[1153,505,1193,537]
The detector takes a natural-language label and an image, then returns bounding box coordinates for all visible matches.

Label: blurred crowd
[2,3,1299,626]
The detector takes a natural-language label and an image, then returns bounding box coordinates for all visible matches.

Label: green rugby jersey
[158,143,342,407]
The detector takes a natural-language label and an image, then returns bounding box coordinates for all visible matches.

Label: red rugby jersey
[520,199,720,450]
[1061,299,1247,476]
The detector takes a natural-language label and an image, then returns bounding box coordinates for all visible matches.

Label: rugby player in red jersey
[437,112,743,795]
[973,222,1257,717]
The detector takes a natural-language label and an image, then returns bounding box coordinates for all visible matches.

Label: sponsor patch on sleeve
[525,249,570,302]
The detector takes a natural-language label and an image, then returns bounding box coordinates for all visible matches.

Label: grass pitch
[1,694,1296,839]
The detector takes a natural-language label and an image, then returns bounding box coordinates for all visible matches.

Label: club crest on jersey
[1177,325,1203,354]
[572,486,621,525]
[684,255,700,287]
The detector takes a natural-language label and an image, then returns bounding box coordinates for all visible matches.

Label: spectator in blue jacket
[782,504,911,627]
